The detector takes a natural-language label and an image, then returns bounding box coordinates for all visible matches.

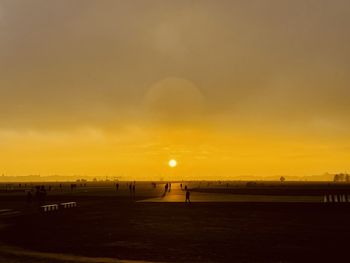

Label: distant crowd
[23,181,192,205]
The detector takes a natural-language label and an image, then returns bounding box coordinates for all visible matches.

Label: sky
[1,0,350,180]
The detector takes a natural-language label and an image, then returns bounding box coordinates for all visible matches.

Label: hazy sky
[1,0,350,179]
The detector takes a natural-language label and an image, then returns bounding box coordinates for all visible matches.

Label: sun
[169,159,177,168]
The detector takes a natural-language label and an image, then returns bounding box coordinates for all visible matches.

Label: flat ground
[0,182,350,262]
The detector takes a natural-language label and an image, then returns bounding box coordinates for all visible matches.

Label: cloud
[144,78,206,124]
[1,1,350,177]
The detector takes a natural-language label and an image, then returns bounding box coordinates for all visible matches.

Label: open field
[1,182,350,262]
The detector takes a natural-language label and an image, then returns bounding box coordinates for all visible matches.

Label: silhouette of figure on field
[186,190,191,204]
[161,183,169,198]
[35,185,47,204]
[71,184,77,191]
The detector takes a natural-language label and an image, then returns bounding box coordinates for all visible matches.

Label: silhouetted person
[35,185,46,204]
[180,183,183,190]
[71,184,77,191]
[40,185,47,203]
[160,183,168,198]
[132,184,136,198]
[129,183,132,194]
[186,190,191,204]
[116,183,119,191]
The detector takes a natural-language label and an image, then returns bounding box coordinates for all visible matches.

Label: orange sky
[1,1,350,180]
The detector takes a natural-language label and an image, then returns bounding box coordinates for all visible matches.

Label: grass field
[1,182,350,262]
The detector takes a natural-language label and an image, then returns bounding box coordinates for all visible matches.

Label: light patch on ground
[0,245,154,263]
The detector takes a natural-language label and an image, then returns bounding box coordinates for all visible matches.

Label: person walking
[185,189,191,204]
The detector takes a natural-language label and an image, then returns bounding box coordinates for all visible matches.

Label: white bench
[324,194,350,203]
[60,202,77,209]
[41,204,59,212]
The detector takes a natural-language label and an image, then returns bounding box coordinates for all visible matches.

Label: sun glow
[169,159,177,168]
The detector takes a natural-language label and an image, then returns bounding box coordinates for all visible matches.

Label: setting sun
[169,159,177,168]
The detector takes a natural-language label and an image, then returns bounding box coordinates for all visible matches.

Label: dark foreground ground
[1,182,350,262]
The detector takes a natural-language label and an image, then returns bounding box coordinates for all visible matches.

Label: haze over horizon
[1,0,350,180]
